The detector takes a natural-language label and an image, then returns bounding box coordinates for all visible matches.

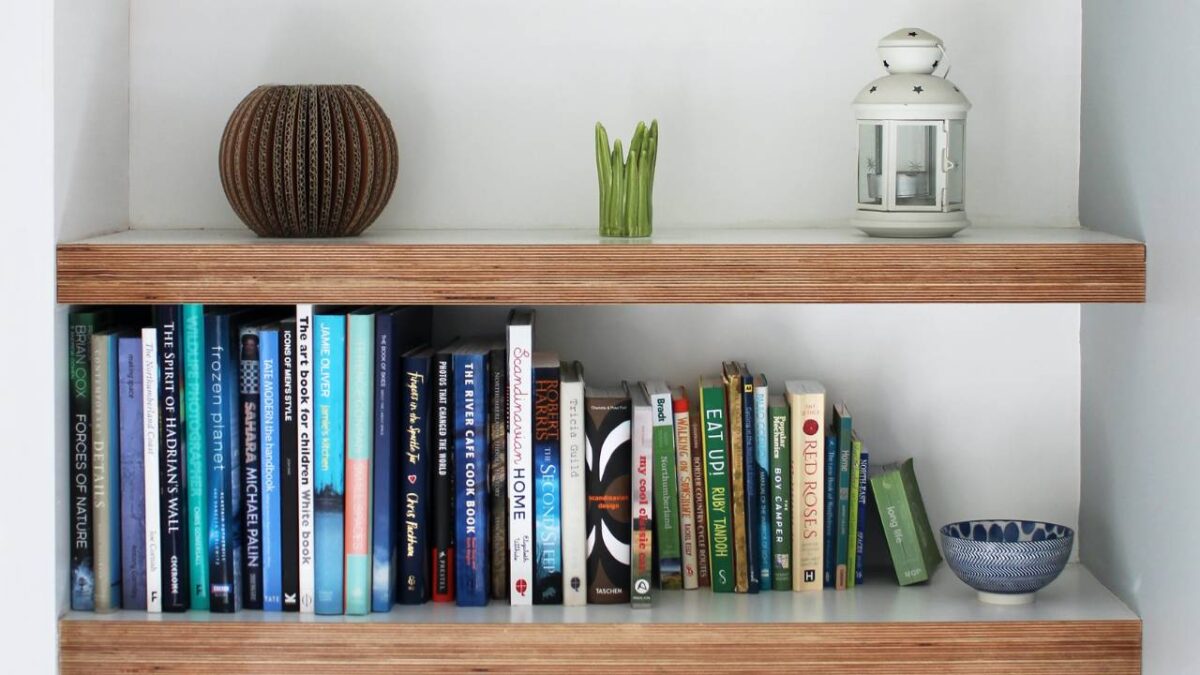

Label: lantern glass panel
[947,120,965,208]
[894,123,939,208]
[858,123,884,206]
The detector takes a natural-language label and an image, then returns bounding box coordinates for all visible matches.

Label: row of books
[67,305,888,614]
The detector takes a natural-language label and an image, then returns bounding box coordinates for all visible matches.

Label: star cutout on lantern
[869,86,877,93]
[913,85,924,94]
[908,31,918,37]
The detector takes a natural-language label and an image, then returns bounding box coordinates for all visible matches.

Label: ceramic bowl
[940,520,1074,604]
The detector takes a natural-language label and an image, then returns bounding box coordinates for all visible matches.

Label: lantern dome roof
[878,27,943,49]
[853,73,970,119]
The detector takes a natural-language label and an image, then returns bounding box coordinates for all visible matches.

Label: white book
[559,361,587,606]
[670,386,699,590]
[296,304,316,612]
[630,384,654,608]
[785,380,825,592]
[506,309,534,605]
[140,328,162,613]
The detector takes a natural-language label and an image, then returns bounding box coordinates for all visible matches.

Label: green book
[698,376,734,592]
[344,312,375,615]
[768,395,791,591]
[644,381,682,590]
[182,304,209,610]
[832,402,852,589]
[870,458,941,585]
[846,433,863,589]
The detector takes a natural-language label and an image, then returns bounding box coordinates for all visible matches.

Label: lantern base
[852,210,969,238]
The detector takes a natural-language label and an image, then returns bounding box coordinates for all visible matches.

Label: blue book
[399,346,434,604]
[530,353,559,605]
[456,344,496,606]
[206,312,243,613]
[823,434,837,588]
[314,313,347,615]
[855,450,869,586]
[753,374,771,590]
[738,365,760,594]
[259,328,283,611]
[371,312,398,611]
[118,336,147,611]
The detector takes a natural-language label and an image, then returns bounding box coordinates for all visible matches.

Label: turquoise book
[314,313,347,614]
[182,304,209,610]
[753,374,770,590]
[344,313,375,615]
[259,328,283,611]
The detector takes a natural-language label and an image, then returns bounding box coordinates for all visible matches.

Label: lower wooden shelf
[58,565,1140,673]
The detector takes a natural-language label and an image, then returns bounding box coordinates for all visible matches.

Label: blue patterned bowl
[940,520,1074,604]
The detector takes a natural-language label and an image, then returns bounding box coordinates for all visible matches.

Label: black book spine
[239,327,263,609]
[488,348,508,601]
[68,312,98,611]
[156,306,189,611]
[279,320,300,611]
[740,369,760,594]
[431,352,454,601]
[399,352,432,604]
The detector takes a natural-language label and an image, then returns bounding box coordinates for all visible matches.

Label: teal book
[344,312,375,615]
[832,402,852,589]
[753,374,770,590]
[182,304,209,609]
[870,457,941,586]
[314,313,347,614]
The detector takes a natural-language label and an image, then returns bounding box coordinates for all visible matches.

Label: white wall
[438,304,1082,539]
[129,0,1081,230]
[1080,2,1199,673]
[0,0,58,672]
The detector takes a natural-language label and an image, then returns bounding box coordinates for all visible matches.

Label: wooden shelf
[59,565,1139,673]
[56,227,1145,304]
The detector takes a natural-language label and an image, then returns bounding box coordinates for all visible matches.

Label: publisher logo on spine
[634,579,650,595]
[515,578,528,596]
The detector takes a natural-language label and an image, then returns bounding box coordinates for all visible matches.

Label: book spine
[399,353,431,604]
[724,377,747,593]
[690,418,710,588]
[279,321,300,611]
[769,402,790,591]
[631,397,653,608]
[260,330,283,611]
[155,308,188,612]
[699,384,733,592]
[344,314,374,615]
[238,326,262,609]
[455,351,490,606]
[92,334,121,611]
[672,399,698,590]
[754,385,770,590]
[846,436,862,589]
[372,314,399,611]
[855,451,869,586]
[488,349,508,601]
[793,391,825,592]
[823,435,836,588]
[506,324,534,604]
[431,352,454,602]
[141,329,163,612]
[584,394,631,604]
[313,314,346,614]
[560,373,586,605]
[207,314,243,613]
[118,336,147,611]
[871,468,925,585]
[295,305,315,612]
[532,363,561,605]
[740,379,759,594]
[650,391,681,590]
[182,304,209,610]
[835,415,852,590]
[68,314,97,611]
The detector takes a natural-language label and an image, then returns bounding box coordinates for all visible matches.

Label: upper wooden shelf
[59,566,1139,673]
[56,226,1146,305]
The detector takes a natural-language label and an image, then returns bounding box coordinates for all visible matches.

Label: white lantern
[852,28,971,237]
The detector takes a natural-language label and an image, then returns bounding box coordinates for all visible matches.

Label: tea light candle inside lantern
[852,28,971,237]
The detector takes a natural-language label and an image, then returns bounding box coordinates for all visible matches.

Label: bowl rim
[939,519,1075,541]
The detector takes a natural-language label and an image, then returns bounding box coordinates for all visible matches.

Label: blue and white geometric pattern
[940,520,1074,595]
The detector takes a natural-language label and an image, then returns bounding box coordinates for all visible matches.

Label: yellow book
[722,362,749,593]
